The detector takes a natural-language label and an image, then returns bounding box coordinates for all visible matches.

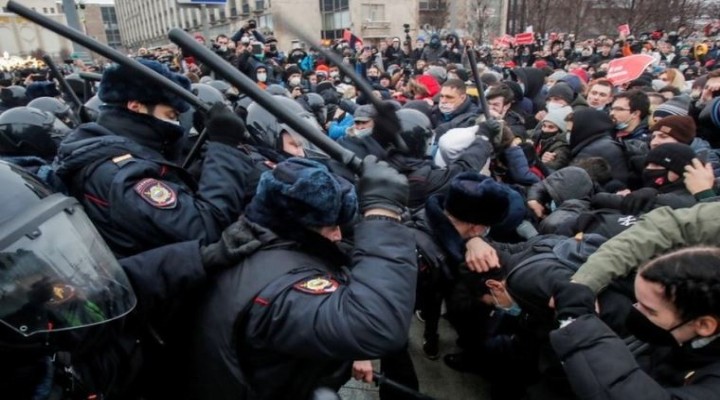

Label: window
[361,4,385,21]
[43,7,47,14]
[219,9,226,20]
[419,0,442,10]
[255,0,264,11]
[320,0,350,39]
[50,8,55,14]
[258,14,273,30]
[230,5,237,16]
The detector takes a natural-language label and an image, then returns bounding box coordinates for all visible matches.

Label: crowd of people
[2,16,720,400]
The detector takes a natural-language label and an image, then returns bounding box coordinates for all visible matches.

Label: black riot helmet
[207,80,239,103]
[0,160,136,355]
[246,95,323,153]
[83,94,105,122]
[0,107,71,160]
[190,83,230,133]
[27,97,80,129]
[303,92,328,127]
[396,109,434,158]
[0,86,29,109]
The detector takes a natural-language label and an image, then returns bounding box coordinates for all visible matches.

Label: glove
[205,102,248,147]
[552,280,596,321]
[620,187,658,215]
[371,101,403,150]
[476,118,504,150]
[358,155,409,215]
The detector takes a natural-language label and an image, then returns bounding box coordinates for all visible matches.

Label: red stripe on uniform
[254,297,269,306]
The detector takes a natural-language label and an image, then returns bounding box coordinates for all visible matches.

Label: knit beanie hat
[98,59,192,113]
[546,82,575,104]
[426,65,448,84]
[542,106,572,133]
[644,142,696,175]
[245,158,358,229]
[651,115,696,145]
[653,95,691,119]
[548,71,568,82]
[444,172,510,226]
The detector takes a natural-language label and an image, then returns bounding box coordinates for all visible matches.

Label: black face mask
[625,306,687,348]
[642,169,668,188]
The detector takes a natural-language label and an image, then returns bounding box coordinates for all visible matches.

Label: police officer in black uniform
[181,156,417,400]
[0,160,230,399]
[53,59,258,256]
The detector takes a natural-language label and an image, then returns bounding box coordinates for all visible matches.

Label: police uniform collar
[97,107,183,159]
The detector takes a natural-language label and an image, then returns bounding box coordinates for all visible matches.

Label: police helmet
[0,107,71,160]
[0,86,29,109]
[246,95,322,152]
[396,109,433,158]
[64,73,87,98]
[0,160,136,353]
[303,92,328,127]
[207,80,239,102]
[27,97,79,129]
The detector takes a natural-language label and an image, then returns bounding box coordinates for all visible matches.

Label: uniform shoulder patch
[134,179,178,209]
[293,276,340,295]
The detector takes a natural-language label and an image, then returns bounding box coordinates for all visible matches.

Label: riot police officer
[53,59,258,256]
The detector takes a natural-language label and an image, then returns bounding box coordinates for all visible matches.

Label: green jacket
[572,202,720,293]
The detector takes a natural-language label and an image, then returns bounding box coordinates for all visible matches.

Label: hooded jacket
[569,109,630,185]
[513,67,548,114]
[527,167,596,235]
[431,97,480,140]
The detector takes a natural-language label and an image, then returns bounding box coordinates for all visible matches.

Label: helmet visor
[0,200,136,337]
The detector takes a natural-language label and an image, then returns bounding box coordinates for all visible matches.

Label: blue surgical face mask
[615,121,629,130]
[492,292,522,316]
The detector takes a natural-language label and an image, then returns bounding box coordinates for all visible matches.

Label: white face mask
[355,127,373,137]
[546,102,563,111]
[257,73,267,82]
[438,102,456,114]
[157,117,181,127]
[330,71,339,78]
[289,76,301,86]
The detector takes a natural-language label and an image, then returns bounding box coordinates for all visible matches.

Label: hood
[569,108,615,150]
[515,67,546,99]
[543,166,595,204]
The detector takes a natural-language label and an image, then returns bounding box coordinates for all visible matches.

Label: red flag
[606,54,655,86]
[343,29,363,50]
[514,32,534,46]
[617,24,631,36]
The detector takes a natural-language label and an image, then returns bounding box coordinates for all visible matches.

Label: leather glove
[552,280,596,321]
[205,102,248,147]
[371,101,403,150]
[620,187,659,215]
[476,118,504,150]
[358,155,409,214]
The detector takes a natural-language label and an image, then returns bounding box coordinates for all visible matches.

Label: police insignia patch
[293,277,340,295]
[134,179,177,209]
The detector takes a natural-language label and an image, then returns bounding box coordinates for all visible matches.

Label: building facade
[0,1,72,57]
[115,0,419,52]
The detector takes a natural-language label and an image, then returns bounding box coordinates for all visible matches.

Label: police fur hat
[245,158,358,230]
[98,59,192,113]
[444,172,510,226]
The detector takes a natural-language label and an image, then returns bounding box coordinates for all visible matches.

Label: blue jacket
[327,112,354,140]
[54,108,257,257]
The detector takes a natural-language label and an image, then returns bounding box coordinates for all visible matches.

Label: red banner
[606,54,655,86]
[514,32,534,45]
[617,24,631,36]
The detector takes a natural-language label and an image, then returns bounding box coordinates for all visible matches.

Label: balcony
[360,20,391,37]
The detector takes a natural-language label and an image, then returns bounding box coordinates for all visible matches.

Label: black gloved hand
[620,187,659,215]
[552,280,596,321]
[476,118,504,150]
[371,101,402,150]
[205,102,248,147]
[358,155,409,215]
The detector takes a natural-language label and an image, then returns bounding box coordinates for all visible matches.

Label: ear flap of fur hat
[98,58,192,113]
[245,158,358,230]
